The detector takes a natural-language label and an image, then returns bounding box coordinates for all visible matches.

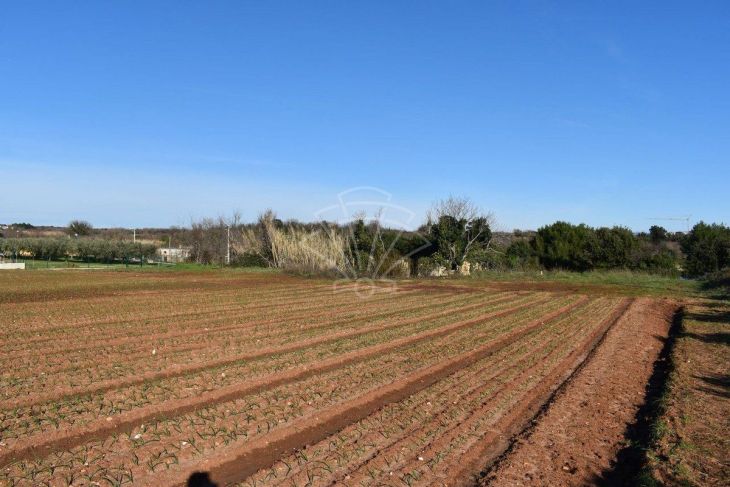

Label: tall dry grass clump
[229,211,411,277]
[268,227,348,274]
[252,211,349,275]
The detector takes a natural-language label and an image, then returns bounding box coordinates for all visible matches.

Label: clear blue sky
[1,1,728,231]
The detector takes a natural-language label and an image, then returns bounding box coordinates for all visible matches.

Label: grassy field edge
[636,298,729,486]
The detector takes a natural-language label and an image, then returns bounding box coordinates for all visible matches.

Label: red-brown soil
[0,271,681,487]
[481,298,678,486]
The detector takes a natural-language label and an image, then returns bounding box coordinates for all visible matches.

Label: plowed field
[0,271,652,486]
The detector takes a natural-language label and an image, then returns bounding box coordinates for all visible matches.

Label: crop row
[238,297,625,486]
[0,290,471,381]
[0,292,542,451]
[0,289,471,384]
[0,291,504,402]
[146,296,621,486]
[1,276,408,338]
[0,283,391,344]
[0,272,303,325]
[0,293,572,483]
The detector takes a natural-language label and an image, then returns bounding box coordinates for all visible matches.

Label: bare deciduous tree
[188,213,242,265]
[68,220,93,236]
[427,196,494,225]
[427,196,496,270]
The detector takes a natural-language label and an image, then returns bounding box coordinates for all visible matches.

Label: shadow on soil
[685,309,730,325]
[682,306,729,346]
[589,307,684,486]
[700,272,730,301]
[188,472,218,487]
[682,331,730,344]
[694,373,730,399]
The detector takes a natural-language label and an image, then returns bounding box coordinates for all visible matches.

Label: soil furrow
[0,283,333,335]
[264,296,596,486]
[1,286,408,350]
[0,294,544,469]
[0,295,537,448]
[0,292,510,408]
[132,295,572,486]
[1,297,563,484]
[0,289,471,373]
[0,288,427,358]
[444,297,634,485]
[481,298,678,487]
[0,273,306,305]
[379,299,621,484]
[0,291,482,379]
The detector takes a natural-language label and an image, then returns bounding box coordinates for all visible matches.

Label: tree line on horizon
[170,198,730,279]
[0,238,157,264]
[0,220,156,264]
[1,199,728,277]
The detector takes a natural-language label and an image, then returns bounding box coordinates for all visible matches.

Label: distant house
[0,253,24,269]
[156,246,191,263]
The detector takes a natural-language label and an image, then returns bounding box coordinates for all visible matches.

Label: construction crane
[647,215,692,233]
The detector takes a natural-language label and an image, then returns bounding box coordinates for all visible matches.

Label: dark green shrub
[635,248,680,276]
[649,225,668,244]
[681,222,730,276]
[532,221,597,271]
[594,226,636,268]
[429,215,492,271]
[506,240,538,269]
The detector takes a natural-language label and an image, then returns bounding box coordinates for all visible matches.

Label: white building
[156,247,191,263]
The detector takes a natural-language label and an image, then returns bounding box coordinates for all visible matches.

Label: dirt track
[482,298,678,486]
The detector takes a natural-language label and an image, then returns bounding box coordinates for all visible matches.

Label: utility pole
[226,225,231,265]
[133,228,136,243]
